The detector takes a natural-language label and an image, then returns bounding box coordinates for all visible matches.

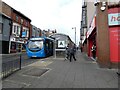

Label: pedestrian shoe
[117,72,120,76]
[64,58,67,61]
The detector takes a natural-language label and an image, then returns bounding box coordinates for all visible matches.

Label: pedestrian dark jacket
[69,45,76,54]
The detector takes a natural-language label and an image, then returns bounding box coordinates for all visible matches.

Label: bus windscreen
[28,40,43,50]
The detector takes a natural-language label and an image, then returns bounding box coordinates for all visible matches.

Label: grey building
[50,33,74,49]
[50,33,74,58]
[32,25,41,38]
[31,25,37,37]
[50,33,73,58]
[0,13,12,54]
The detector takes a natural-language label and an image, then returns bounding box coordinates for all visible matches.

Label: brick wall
[2,2,11,17]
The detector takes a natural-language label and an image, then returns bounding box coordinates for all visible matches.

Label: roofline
[49,33,74,43]
[49,33,69,37]
[12,9,31,22]
[2,1,31,22]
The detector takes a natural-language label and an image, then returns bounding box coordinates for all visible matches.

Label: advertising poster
[58,41,65,48]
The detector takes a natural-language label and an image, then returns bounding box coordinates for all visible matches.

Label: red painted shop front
[88,30,96,57]
[87,16,97,58]
[108,7,120,62]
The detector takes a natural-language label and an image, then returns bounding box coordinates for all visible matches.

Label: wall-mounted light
[100,2,106,11]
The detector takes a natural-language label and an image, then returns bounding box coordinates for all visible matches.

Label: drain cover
[23,68,49,77]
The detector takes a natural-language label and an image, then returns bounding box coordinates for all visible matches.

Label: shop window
[0,23,3,34]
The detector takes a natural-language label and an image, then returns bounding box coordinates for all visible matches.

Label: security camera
[100,2,106,11]
[94,2,99,6]
[94,0,100,6]
[102,2,106,6]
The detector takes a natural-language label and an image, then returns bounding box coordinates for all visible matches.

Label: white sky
[2,0,82,45]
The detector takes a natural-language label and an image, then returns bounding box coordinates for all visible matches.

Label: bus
[25,37,54,58]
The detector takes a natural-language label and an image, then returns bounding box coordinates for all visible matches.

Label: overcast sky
[2,0,82,45]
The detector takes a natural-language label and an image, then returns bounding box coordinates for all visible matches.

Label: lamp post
[72,27,76,45]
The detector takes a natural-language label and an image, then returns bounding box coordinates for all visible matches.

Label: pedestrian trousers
[70,53,76,62]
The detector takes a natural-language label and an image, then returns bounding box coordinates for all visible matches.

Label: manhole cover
[23,68,49,77]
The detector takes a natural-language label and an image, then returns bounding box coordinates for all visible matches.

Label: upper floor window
[21,19,23,24]
[16,15,19,22]
[0,23,3,34]
[26,30,29,37]
[12,24,21,36]
[25,21,28,26]
[13,25,16,34]
[16,26,21,35]
[22,27,29,37]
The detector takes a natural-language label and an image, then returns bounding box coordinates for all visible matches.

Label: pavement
[2,50,119,88]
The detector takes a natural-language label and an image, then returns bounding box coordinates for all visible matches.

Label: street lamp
[72,27,76,45]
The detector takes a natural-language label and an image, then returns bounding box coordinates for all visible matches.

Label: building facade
[80,0,120,68]
[31,25,42,38]
[1,1,31,53]
[0,2,12,54]
[81,1,96,56]
[10,8,31,53]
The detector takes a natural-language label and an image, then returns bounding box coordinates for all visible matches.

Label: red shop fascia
[108,6,120,63]
[86,15,97,58]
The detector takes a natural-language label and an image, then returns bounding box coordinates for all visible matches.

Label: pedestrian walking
[80,46,83,52]
[64,45,70,60]
[91,44,96,59]
[69,44,77,62]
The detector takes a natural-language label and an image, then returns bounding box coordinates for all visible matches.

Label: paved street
[2,50,118,88]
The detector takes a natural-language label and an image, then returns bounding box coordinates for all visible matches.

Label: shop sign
[108,13,120,26]
[22,31,26,37]
[87,16,96,38]
[82,7,87,28]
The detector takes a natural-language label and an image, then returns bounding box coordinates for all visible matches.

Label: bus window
[28,40,43,49]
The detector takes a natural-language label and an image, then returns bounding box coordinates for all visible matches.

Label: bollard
[20,53,21,70]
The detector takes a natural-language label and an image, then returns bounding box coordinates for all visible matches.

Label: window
[28,40,43,49]
[16,26,21,35]
[13,25,16,34]
[18,26,21,35]
[26,30,29,37]
[16,26,19,35]
[16,15,19,22]
[25,21,28,26]
[0,23,3,34]
[22,27,29,37]
[21,19,23,24]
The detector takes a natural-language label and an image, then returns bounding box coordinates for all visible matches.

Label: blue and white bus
[25,37,54,58]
